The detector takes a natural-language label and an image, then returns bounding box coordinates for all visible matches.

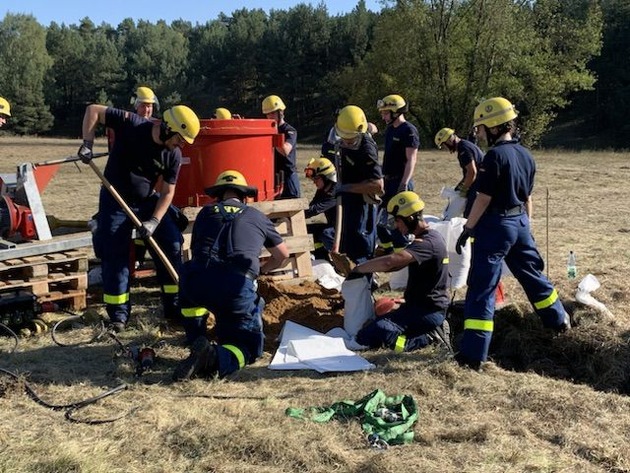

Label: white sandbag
[429,217,471,290]
[389,267,409,291]
[440,187,467,221]
[341,276,375,337]
[312,259,345,291]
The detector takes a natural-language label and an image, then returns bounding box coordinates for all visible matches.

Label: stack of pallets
[0,250,88,310]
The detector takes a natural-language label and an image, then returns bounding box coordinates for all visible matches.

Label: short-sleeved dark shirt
[404,229,449,311]
[456,139,484,180]
[190,199,283,277]
[339,134,382,185]
[382,121,420,177]
[104,108,181,203]
[275,122,298,175]
[476,139,535,211]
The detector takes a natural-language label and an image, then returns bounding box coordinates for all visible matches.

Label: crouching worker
[304,153,337,261]
[351,191,452,353]
[173,171,289,381]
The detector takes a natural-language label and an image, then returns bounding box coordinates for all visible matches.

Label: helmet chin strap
[159,122,177,143]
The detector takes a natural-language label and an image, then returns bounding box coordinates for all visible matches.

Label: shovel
[87,160,179,283]
[329,141,355,277]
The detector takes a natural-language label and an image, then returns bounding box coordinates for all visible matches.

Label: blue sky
[2,0,384,26]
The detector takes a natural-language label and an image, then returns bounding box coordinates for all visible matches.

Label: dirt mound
[258,278,344,351]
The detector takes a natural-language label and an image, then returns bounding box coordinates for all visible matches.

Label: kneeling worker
[351,191,452,352]
[174,170,289,380]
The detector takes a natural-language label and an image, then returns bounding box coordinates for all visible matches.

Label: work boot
[427,320,453,353]
[107,321,126,333]
[172,336,218,381]
[557,312,572,333]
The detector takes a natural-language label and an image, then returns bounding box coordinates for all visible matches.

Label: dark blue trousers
[94,189,182,324]
[179,261,265,377]
[460,213,566,363]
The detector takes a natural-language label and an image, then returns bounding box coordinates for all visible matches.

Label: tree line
[0,0,624,147]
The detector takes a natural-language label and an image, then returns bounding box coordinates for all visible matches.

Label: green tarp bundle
[286,389,418,445]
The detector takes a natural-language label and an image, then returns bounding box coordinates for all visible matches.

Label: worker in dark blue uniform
[78,104,201,332]
[376,95,419,254]
[173,170,289,380]
[304,155,337,261]
[435,127,485,218]
[333,105,384,265]
[352,191,452,352]
[262,95,300,199]
[454,97,570,369]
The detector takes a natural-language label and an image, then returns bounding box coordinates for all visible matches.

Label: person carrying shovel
[78,103,200,332]
[331,105,384,271]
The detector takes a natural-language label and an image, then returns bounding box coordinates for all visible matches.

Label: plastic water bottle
[567,251,577,279]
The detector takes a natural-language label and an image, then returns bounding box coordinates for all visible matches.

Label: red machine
[173,118,285,207]
[0,194,36,239]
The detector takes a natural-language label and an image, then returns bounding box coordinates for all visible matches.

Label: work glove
[397,182,408,193]
[454,182,468,197]
[346,268,371,281]
[138,217,160,239]
[77,139,94,164]
[455,226,474,255]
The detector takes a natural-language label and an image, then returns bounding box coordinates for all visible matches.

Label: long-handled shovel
[87,160,179,283]
[328,141,355,277]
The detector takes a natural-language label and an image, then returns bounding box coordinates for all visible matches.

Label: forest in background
[0,0,627,148]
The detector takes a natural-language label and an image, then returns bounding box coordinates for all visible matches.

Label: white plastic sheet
[268,321,375,372]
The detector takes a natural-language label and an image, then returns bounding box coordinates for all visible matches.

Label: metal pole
[33,153,109,167]
[546,187,550,279]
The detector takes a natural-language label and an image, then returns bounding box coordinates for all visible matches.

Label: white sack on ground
[575,273,613,318]
[341,276,375,337]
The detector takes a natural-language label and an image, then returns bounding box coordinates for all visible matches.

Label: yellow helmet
[205,170,257,198]
[131,86,159,110]
[163,105,200,144]
[213,107,232,119]
[305,157,337,182]
[377,94,407,113]
[262,95,286,114]
[0,97,11,116]
[335,105,368,139]
[387,191,425,218]
[434,127,455,149]
[474,97,518,128]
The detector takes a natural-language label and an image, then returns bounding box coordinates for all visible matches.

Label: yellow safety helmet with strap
[262,95,286,114]
[335,105,368,140]
[434,127,455,149]
[305,157,337,182]
[163,105,200,144]
[387,191,425,218]
[205,170,257,198]
[131,86,159,110]
[474,97,518,128]
[213,108,232,119]
[0,97,11,116]
[377,94,407,113]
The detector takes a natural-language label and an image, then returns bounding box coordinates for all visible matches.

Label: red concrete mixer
[173,118,285,207]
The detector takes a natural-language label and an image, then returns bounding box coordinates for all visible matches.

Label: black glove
[455,226,474,255]
[346,268,371,281]
[78,139,94,164]
[139,217,160,239]
[397,182,408,193]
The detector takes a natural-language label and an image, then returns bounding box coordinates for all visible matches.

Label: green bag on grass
[286,389,418,445]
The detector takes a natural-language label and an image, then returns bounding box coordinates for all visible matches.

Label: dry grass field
[1,135,630,473]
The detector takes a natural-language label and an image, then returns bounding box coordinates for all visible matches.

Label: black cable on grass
[0,322,19,354]
[51,315,107,347]
[0,367,131,424]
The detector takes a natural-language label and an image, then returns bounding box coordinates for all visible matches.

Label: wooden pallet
[0,250,88,310]
[182,198,313,282]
